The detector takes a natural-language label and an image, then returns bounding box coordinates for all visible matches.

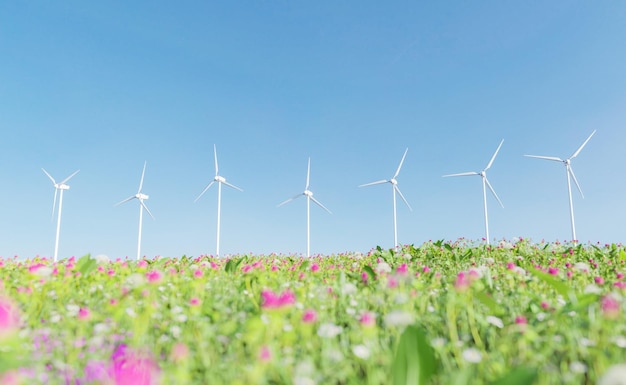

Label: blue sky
[1,2,625,259]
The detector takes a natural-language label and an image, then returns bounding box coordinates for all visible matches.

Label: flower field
[1,239,626,384]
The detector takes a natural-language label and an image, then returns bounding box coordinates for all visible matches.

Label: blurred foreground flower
[0,296,20,338]
[597,364,626,385]
[261,289,295,309]
[85,344,160,385]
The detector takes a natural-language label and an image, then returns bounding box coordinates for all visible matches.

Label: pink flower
[189,297,201,307]
[548,267,559,276]
[423,266,431,273]
[28,263,45,274]
[396,263,408,275]
[241,264,253,273]
[261,289,296,309]
[259,345,272,363]
[595,276,605,285]
[515,315,528,325]
[108,344,160,385]
[359,312,376,327]
[137,260,148,268]
[145,270,162,284]
[0,297,20,338]
[271,265,279,272]
[361,272,369,284]
[602,294,620,319]
[0,370,22,385]
[302,309,317,323]
[169,343,189,363]
[193,269,203,278]
[78,307,91,321]
[311,263,320,272]
[454,271,471,292]
[388,276,399,288]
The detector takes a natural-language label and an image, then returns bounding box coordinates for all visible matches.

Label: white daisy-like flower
[66,304,79,317]
[462,348,482,363]
[376,262,392,274]
[383,310,414,328]
[317,323,343,338]
[483,257,495,265]
[573,262,590,273]
[94,254,109,264]
[342,283,357,296]
[584,284,603,294]
[613,336,626,348]
[431,337,447,348]
[569,361,587,373]
[597,364,626,385]
[352,344,370,359]
[485,315,504,329]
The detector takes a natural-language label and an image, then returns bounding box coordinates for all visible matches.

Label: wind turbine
[195,144,242,257]
[278,157,331,257]
[443,140,504,245]
[42,168,79,262]
[524,130,596,242]
[115,161,154,260]
[359,148,412,249]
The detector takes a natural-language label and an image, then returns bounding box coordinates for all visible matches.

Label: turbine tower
[115,161,154,260]
[525,130,596,242]
[278,158,331,257]
[443,140,504,245]
[42,168,79,262]
[195,145,242,257]
[359,148,412,249]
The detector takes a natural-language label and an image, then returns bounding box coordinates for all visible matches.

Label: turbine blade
[310,196,332,214]
[393,148,409,179]
[442,172,479,177]
[51,189,58,219]
[568,165,584,198]
[194,181,215,203]
[524,155,563,162]
[137,161,147,193]
[213,144,219,176]
[277,193,303,207]
[305,158,311,190]
[570,130,596,159]
[60,169,80,185]
[484,177,504,208]
[42,168,56,184]
[222,181,243,192]
[140,200,155,220]
[358,179,389,187]
[115,195,136,207]
[485,139,504,170]
[394,185,413,211]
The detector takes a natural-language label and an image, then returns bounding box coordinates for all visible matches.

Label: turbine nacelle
[55,184,71,190]
[390,178,398,185]
[304,190,313,197]
[215,175,226,183]
[136,193,149,200]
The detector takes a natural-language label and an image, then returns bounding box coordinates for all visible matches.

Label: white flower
[126,273,145,288]
[384,310,414,327]
[513,266,526,275]
[317,323,343,338]
[569,361,587,373]
[462,348,482,363]
[402,253,412,260]
[33,267,53,277]
[485,315,504,329]
[613,336,626,348]
[170,325,181,338]
[375,262,391,274]
[574,262,590,273]
[94,254,109,264]
[483,257,495,265]
[342,283,357,296]
[50,313,61,323]
[66,304,79,317]
[125,308,136,318]
[352,344,370,359]
[584,284,603,294]
[597,364,626,385]
[431,338,446,348]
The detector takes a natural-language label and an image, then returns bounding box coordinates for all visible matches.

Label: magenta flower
[78,307,91,321]
[0,297,20,338]
[595,276,605,285]
[108,344,160,385]
[602,294,620,319]
[189,297,201,307]
[302,309,318,323]
[359,311,376,327]
[311,263,320,272]
[137,260,148,268]
[259,345,272,363]
[548,267,559,276]
[193,269,203,278]
[261,289,295,309]
[396,263,408,275]
[145,270,162,284]
[454,271,471,292]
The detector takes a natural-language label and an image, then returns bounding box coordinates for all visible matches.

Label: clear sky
[1,1,625,259]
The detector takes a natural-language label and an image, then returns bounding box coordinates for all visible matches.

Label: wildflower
[310,263,320,272]
[602,294,620,319]
[78,307,91,321]
[359,312,376,327]
[485,315,504,329]
[548,267,559,276]
[595,276,605,285]
[189,297,201,307]
[261,289,295,309]
[569,361,587,374]
[0,370,23,385]
[170,343,190,363]
[317,323,343,338]
[383,310,414,328]
[302,309,317,323]
[145,270,162,284]
[597,364,626,385]
[0,297,20,338]
[259,345,272,362]
[193,269,203,278]
[108,344,160,385]
[454,271,471,292]
[352,344,370,359]
[137,260,148,268]
[462,348,482,363]
[375,262,391,274]
[396,263,408,275]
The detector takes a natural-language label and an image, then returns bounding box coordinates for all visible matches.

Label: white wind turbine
[524,130,596,242]
[115,161,154,260]
[42,168,79,262]
[195,145,242,257]
[443,140,504,245]
[359,148,412,249]
[278,158,331,257]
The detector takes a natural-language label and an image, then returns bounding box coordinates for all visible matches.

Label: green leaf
[225,258,243,274]
[76,254,97,275]
[527,268,570,298]
[489,367,537,385]
[392,325,436,385]
[475,291,501,315]
[444,243,453,252]
[363,265,377,282]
